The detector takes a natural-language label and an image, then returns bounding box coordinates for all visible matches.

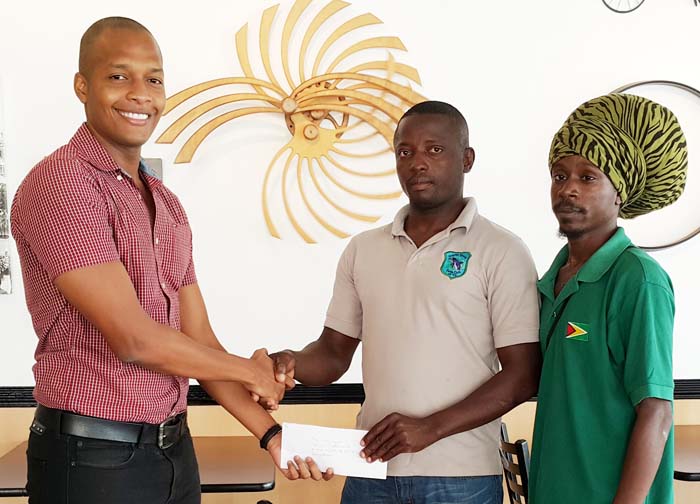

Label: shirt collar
[71,123,121,173]
[391,197,478,239]
[70,123,162,185]
[138,160,162,181]
[537,227,633,301]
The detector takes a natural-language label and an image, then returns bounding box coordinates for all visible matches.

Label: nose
[126,79,152,104]
[556,177,579,199]
[410,151,428,172]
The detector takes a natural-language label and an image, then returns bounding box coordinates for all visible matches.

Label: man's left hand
[360,413,438,462]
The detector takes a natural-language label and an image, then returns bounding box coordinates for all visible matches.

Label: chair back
[499,422,530,504]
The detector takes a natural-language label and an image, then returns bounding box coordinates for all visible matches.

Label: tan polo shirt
[325,198,539,477]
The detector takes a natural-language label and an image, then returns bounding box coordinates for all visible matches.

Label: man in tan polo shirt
[271,101,542,503]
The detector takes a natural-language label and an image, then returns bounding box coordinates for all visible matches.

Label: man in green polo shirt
[529,93,688,504]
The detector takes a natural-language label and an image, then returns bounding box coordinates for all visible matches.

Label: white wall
[0,0,698,385]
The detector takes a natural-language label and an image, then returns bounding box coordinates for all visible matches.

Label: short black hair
[79,17,153,75]
[395,100,470,148]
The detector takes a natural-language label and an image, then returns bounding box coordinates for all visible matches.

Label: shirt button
[161,282,167,290]
[155,237,160,245]
[138,194,143,200]
[552,311,557,318]
[116,174,123,181]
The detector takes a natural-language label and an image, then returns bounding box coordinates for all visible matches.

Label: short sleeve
[182,258,197,287]
[616,281,675,405]
[179,219,197,287]
[12,161,119,280]
[488,238,540,348]
[324,239,363,339]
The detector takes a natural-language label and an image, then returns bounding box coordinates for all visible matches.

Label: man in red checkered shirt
[11,17,331,504]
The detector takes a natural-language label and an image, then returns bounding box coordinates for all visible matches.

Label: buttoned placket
[543,278,580,350]
[142,178,173,320]
[116,169,173,320]
[403,225,460,270]
[115,164,183,415]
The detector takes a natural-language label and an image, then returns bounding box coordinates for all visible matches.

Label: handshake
[244,348,297,410]
[233,338,416,481]
[241,348,339,482]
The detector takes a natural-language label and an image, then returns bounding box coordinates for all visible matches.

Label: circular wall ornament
[611,80,700,251]
[157,0,426,244]
[603,0,645,13]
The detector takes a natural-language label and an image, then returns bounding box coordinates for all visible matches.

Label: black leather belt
[32,405,187,449]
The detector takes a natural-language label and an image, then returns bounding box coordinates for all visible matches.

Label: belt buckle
[158,417,178,450]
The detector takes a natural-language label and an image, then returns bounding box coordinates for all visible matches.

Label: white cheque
[280,422,387,479]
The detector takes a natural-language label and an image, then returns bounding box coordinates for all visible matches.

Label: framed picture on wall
[0,180,10,294]
[0,183,8,239]
[0,132,5,178]
[0,239,11,295]
[0,84,12,294]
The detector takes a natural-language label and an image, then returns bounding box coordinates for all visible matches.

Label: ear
[74,72,88,104]
[615,194,622,206]
[463,147,475,174]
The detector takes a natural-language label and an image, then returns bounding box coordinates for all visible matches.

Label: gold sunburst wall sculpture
[157,0,426,243]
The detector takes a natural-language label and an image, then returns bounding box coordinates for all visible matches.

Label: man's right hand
[267,330,359,391]
[252,350,296,410]
[245,348,285,409]
[269,350,297,390]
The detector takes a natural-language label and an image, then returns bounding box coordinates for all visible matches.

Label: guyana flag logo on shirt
[566,322,590,342]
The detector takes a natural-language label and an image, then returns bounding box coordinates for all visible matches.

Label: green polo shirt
[529,228,674,504]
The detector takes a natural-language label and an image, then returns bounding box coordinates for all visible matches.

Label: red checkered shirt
[11,124,195,423]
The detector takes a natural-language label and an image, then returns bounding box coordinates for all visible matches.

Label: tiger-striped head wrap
[549,93,688,218]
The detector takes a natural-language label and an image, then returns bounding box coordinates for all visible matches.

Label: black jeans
[26,424,201,504]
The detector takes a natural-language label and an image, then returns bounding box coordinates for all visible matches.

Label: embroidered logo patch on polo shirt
[566,322,590,342]
[440,251,471,280]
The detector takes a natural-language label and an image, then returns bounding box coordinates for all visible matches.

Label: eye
[110,74,127,81]
[552,173,566,182]
[149,78,163,85]
[582,175,597,182]
[396,149,411,158]
[429,146,444,154]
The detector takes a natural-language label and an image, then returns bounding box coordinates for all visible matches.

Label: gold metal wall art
[157,0,425,243]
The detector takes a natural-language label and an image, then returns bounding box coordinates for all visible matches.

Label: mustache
[407,175,433,185]
[553,201,585,213]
